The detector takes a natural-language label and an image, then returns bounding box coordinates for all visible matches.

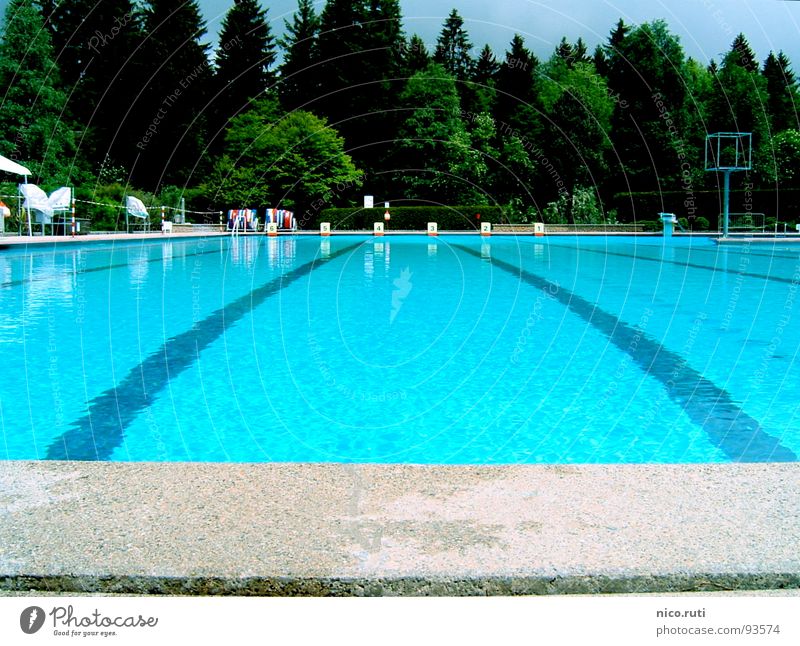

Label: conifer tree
[604,20,689,195]
[707,35,769,137]
[468,43,500,114]
[211,0,277,147]
[135,0,212,188]
[495,34,540,135]
[729,33,758,72]
[278,0,320,111]
[403,34,430,76]
[762,51,798,132]
[434,9,474,82]
[314,0,370,125]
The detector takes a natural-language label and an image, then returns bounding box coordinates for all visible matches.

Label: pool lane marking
[543,241,799,286]
[455,244,796,462]
[46,242,361,461]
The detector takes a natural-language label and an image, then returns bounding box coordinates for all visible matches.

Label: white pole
[24,175,32,236]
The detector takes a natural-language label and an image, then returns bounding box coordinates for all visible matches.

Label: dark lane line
[47,242,360,460]
[542,241,800,286]
[455,244,796,462]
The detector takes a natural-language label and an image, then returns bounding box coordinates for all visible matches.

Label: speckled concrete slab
[1,462,798,595]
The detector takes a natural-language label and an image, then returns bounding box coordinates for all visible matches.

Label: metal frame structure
[705,132,752,238]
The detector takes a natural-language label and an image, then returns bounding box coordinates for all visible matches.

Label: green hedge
[313,206,507,231]
[612,188,800,229]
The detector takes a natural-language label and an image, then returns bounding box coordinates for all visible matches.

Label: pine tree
[403,34,430,76]
[707,35,769,136]
[729,33,758,72]
[314,0,406,183]
[45,0,142,168]
[593,44,608,77]
[278,0,320,111]
[0,0,80,184]
[554,38,575,67]
[474,44,500,83]
[604,20,690,195]
[573,38,590,64]
[211,0,277,147]
[359,0,405,182]
[495,34,540,135]
[468,44,500,114]
[603,18,631,90]
[433,9,474,82]
[366,0,404,83]
[762,51,798,132]
[314,0,370,125]
[134,0,212,188]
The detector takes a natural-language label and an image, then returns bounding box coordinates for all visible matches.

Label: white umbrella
[0,154,32,235]
[0,154,31,176]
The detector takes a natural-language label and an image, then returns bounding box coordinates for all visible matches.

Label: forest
[1,0,799,230]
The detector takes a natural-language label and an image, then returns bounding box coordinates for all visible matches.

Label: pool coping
[1,461,798,596]
[0,231,743,247]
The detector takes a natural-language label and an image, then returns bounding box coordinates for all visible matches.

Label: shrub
[694,216,710,231]
[542,186,608,224]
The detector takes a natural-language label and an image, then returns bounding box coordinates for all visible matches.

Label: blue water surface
[1,234,798,463]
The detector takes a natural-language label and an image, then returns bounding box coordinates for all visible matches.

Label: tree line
[1,0,799,227]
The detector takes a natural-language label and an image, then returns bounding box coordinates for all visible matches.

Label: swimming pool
[1,234,798,463]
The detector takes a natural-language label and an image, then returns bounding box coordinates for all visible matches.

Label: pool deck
[1,461,798,596]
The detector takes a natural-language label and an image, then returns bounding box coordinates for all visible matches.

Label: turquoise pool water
[1,234,798,463]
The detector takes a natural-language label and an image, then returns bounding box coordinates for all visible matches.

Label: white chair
[125,196,150,233]
[19,184,53,235]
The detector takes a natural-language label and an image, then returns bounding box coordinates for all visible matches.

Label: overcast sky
[196,0,800,68]
[1,1,798,69]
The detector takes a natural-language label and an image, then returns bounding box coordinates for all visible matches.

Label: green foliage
[605,20,691,194]
[402,34,431,76]
[762,51,798,132]
[316,205,505,230]
[206,99,363,213]
[540,62,613,214]
[395,63,474,203]
[764,129,800,188]
[46,0,142,168]
[694,216,710,230]
[0,0,83,184]
[706,34,770,177]
[542,186,609,224]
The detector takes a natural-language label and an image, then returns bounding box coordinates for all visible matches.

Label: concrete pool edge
[1,462,799,596]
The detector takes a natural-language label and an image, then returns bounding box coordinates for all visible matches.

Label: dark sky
[198,0,800,66]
